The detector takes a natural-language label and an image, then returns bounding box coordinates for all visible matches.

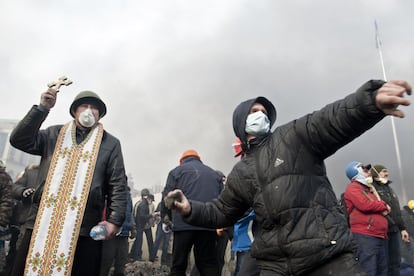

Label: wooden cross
[47,76,73,92]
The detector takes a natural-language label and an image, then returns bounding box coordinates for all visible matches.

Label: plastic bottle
[89,225,107,240]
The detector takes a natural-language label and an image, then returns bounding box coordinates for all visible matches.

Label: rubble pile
[124,260,170,276]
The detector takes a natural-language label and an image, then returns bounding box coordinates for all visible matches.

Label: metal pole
[374,20,407,204]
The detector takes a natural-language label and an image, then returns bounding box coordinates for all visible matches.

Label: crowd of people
[0,78,412,275]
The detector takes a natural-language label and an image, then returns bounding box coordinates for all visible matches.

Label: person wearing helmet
[166,79,411,275]
[401,200,414,264]
[344,161,390,276]
[129,188,158,261]
[161,149,223,275]
[9,86,127,276]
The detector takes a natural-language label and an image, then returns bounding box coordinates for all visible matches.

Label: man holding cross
[9,83,127,276]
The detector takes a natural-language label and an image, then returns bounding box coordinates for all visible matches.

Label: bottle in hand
[90,225,107,240]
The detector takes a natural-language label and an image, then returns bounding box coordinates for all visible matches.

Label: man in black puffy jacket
[166,80,411,275]
[9,87,127,276]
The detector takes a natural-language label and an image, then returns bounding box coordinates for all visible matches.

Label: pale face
[363,170,372,178]
[74,103,100,127]
[378,169,389,180]
[249,102,268,115]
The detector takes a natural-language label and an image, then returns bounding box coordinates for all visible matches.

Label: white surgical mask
[245,111,270,136]
[78,108,96,128]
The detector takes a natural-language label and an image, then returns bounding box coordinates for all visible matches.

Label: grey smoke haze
[1,1,413,202]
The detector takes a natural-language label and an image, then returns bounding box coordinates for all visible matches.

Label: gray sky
[1,1,413,202]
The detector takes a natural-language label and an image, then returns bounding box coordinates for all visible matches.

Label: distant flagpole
[374,20,407,204]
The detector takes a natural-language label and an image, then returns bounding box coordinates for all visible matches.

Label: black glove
[22,188,36,198]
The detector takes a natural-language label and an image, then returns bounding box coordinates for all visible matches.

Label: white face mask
[245,111,270,136]
[377,177,388,184]
[78,108,96,128]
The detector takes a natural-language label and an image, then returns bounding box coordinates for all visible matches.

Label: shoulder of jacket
[100,130,121,143]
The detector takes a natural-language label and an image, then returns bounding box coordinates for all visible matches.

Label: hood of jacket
[232,96,276,151]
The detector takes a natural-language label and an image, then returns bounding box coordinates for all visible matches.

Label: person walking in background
[344,161,389,276]
[150,201,171,266]
[401,200,414,264]
[0,161,13,227]
[161,149,223,276]
[9,87,127,275]
[147,194,158,234]
[5,164,39,276]
[100,185,135,276]
[0,160,13,274]
[130,188,158,261]
[371,164,409,276]
[165,79,411,275]
[11,164,40,229]
[215,225,232,276]
[190,170,232,276]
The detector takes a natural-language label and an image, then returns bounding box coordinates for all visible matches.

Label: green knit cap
[370,164,387,178]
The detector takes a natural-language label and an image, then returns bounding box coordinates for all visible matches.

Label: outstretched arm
[294,79,411,159]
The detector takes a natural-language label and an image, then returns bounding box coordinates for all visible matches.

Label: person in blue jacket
[232,210,259,276]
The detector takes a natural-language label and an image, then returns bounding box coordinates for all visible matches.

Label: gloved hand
[162,221,173,233]
[23,188,35,198]
[130,229,136,239]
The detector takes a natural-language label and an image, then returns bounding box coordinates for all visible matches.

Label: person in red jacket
[344,161,390,276]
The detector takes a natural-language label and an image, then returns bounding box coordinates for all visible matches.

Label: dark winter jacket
[401,206,414,263]
[372,179,406,233]
[163,157,223,231]
[0,169,13,227]
[185,80,388,275]
[402,206,414,236]
[12,165,40,225]
[134,198,152,229]
[118,190,133,237]
[9,105,127,236]
[232,210,256,252]
[344,180,389,238]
